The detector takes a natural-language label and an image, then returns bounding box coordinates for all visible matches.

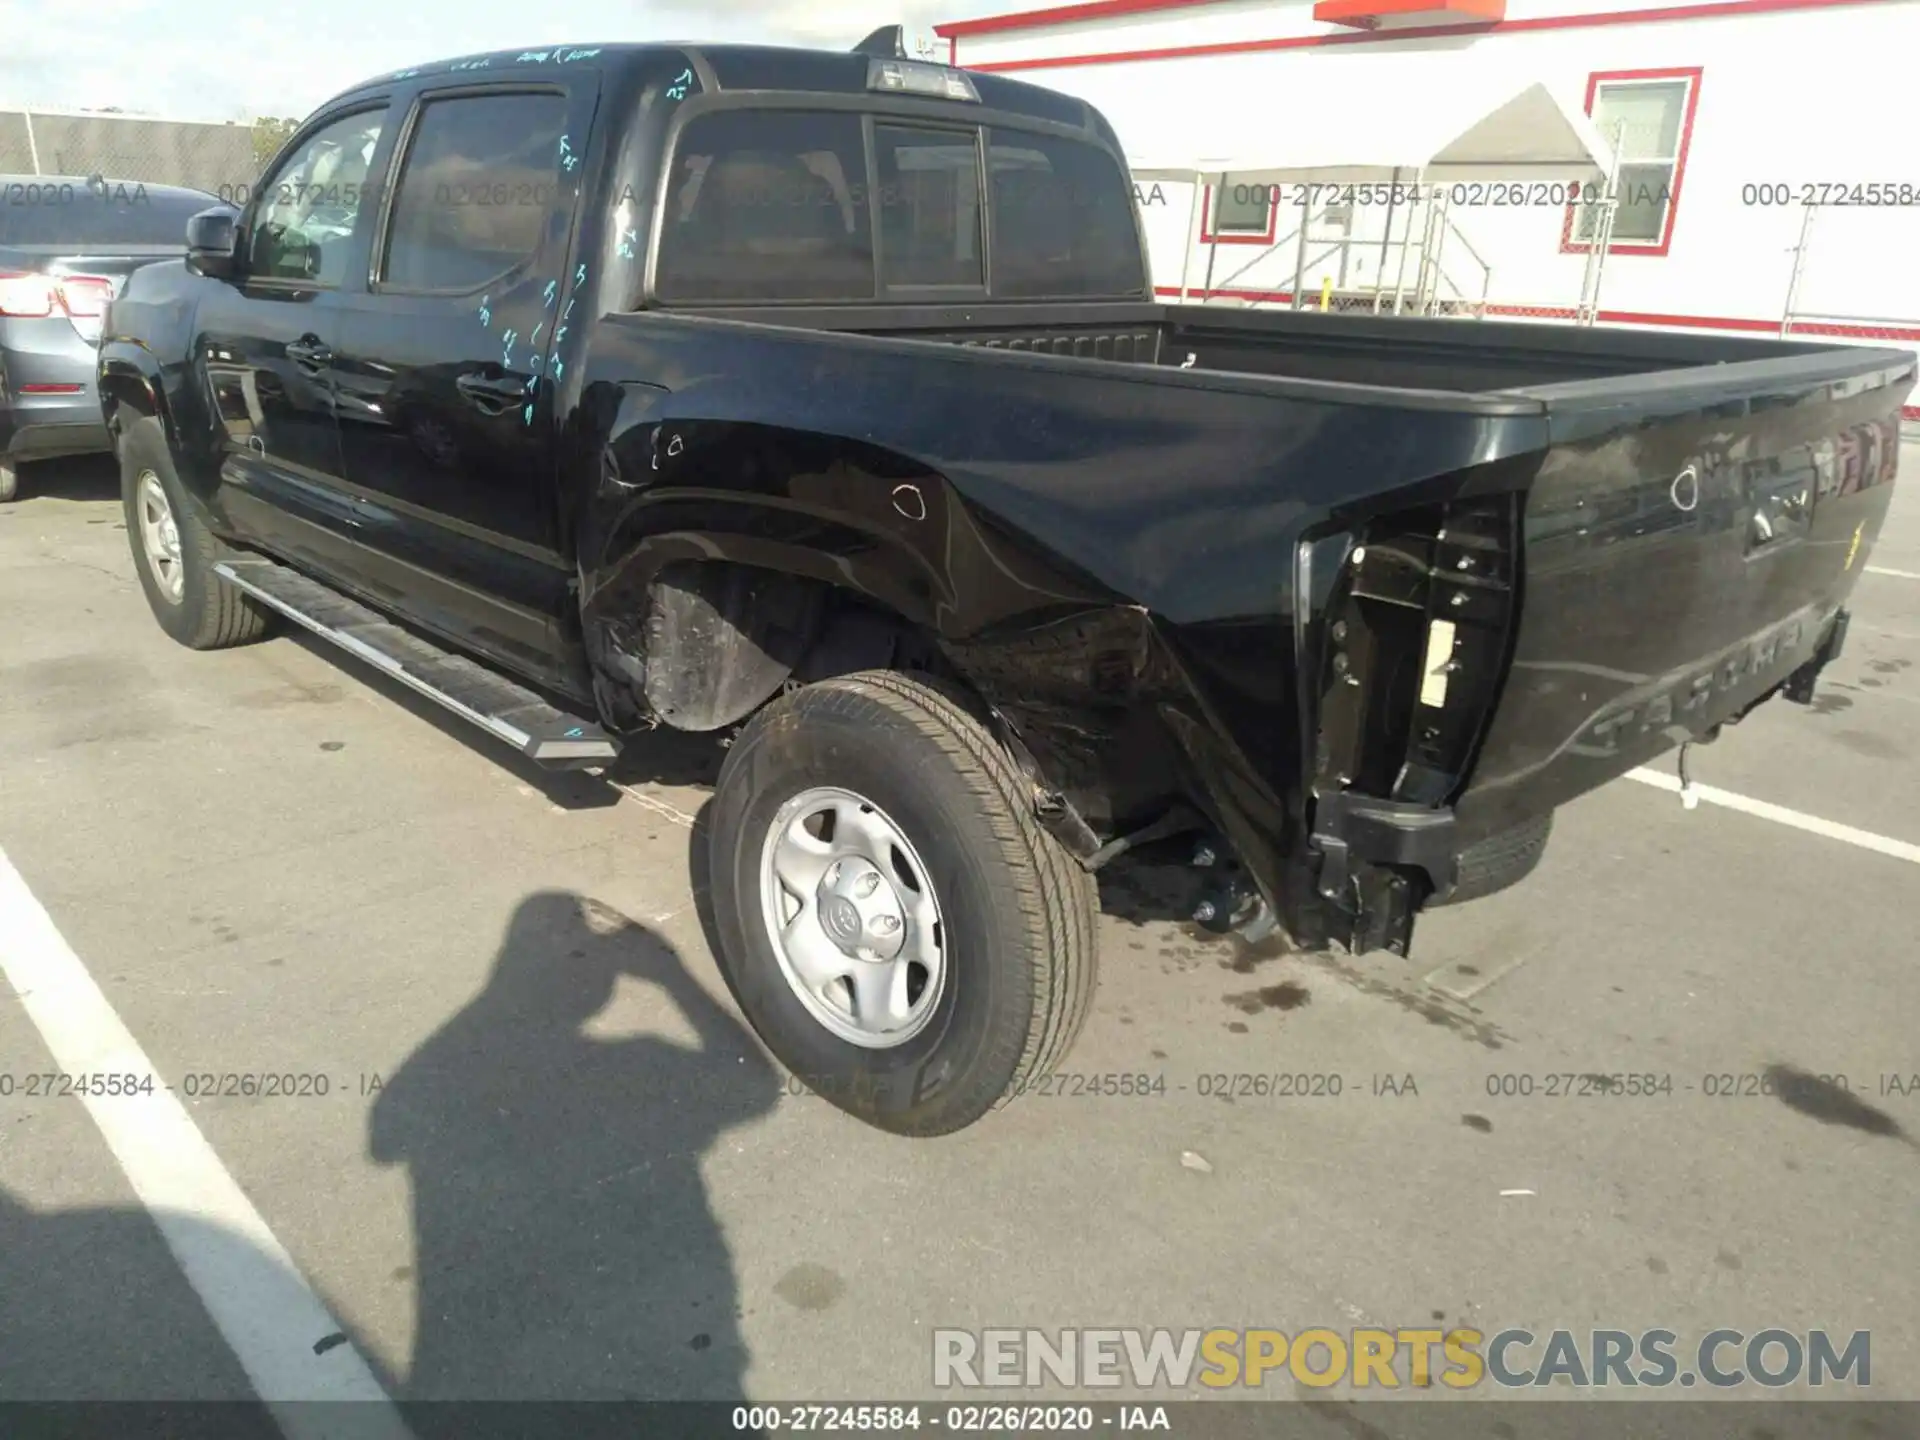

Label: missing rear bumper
[1783,608,1850,705]
[1309,792,1459,957]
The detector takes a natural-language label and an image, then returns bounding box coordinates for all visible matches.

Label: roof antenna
[852,24,909,58]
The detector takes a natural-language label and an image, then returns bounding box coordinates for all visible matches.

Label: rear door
[1453,355,1914,843]
[196,105,393,565]
[328,80,596,690]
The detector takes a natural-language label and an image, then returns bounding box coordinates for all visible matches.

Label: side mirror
[185,205,242,279]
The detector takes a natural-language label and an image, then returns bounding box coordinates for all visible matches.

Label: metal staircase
[1201,189,1494,316]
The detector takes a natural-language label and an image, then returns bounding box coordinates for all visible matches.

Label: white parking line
[1865,565,1920,579]
[0,848,414,1440]
[614,782,699,828]
[1625,769,1920,866]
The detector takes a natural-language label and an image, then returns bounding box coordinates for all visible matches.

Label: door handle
[1747,480,1812,553]
[285,337,332,369]
[456,370,529,415]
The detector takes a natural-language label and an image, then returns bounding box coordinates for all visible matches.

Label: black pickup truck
[98,33,1911,1136]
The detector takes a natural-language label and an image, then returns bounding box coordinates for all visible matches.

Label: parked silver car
[1,174,218,500]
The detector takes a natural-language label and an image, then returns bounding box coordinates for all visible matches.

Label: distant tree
[250,116,299,171]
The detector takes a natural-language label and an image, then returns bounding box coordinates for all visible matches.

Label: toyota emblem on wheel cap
[823,896,863,946]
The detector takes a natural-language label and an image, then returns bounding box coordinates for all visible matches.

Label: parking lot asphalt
[3,448,1919,1421]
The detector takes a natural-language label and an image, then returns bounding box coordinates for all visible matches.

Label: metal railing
[1778,202,1920,380]
[1199,192,1496,317]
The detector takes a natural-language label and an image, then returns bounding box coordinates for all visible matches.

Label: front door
[330,82,595,692]
[199,104,393,581]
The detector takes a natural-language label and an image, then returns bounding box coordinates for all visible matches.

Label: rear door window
[378,91,570,293]
[656,110,875,303]
[873,124,983,291]
[986,128,1145,299]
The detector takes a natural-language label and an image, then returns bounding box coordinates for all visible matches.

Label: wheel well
[99,369,168,445]
[608,560,953,734]
[608,559,1116,866]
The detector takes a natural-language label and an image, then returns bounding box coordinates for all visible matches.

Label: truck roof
[330,42,1107,140]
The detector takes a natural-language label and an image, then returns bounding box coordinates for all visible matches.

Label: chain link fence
[0,110,271,198]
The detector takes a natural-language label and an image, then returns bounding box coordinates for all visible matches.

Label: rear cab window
[985,129,1143,300]
[652,105,1144,305]
[655,110,874,303]
[874,124,983,292]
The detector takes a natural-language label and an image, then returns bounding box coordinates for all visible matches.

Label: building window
[1202,177,1276,244]
[1567,68,1701,255]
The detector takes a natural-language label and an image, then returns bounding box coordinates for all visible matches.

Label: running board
[214,557,621,769]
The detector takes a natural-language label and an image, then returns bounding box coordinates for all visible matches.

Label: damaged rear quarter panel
[570,311,1550,915]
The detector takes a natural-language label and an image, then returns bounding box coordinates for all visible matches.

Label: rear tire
[707,670,1099,1137]
[0,459,18,503]
[117,411,269,650]
[1433,812,1554,907]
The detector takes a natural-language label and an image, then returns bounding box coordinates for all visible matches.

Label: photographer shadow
[368,890,778,1424]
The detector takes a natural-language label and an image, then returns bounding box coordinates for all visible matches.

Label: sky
[0,0,1020,121]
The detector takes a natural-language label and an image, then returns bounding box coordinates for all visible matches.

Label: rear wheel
[707,670,1099,1137]
[118,412,269,650]
[0,459,18,503]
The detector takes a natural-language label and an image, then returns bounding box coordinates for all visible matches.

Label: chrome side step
[214,557,620,769]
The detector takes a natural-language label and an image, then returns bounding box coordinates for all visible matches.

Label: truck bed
[673,298,1905,399]
[591,300,1911,947]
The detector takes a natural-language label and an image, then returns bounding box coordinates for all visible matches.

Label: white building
[937,0,1920,413]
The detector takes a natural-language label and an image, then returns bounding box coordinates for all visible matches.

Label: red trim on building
[1558,67,1703,259]
[953,0,1877,73]
[937,0,1218,40]
[1197,181,1280,245]
[1313,0,1506,26]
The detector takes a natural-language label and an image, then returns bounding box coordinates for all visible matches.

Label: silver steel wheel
[758,785,947,1049]
[135,470,185,604]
